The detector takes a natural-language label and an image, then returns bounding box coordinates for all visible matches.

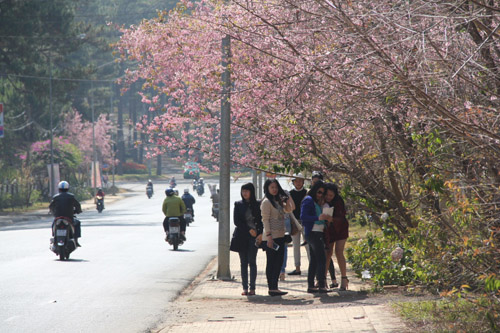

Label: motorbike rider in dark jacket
[49,181,83,246]
[181,188,196,218]
[96,188,105,210]
[147,179,154,193]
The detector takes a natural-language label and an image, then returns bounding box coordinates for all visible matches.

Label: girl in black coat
[232,183,263,296]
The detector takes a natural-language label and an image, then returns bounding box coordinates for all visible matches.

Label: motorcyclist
[181,188,196,218]
[146,179,154,194]
[211,188,220,218]
[49,181,83,247]
[170,176,176,188]
[96,188,105,210]
[162,188,187,241]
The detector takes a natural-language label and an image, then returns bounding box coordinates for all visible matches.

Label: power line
[0,72,122,83]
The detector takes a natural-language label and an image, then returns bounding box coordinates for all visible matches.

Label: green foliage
[70,185,93,202]
[347,232,427,287]
[397,296,499,332]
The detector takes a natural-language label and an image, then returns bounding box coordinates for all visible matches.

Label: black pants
[265,237,285,290]
[306,231,327,288]
[163,216,186,233]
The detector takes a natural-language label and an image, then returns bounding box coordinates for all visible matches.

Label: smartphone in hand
[272,242,280,251]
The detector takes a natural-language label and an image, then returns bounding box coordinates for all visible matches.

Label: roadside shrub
[122,162,147,174]
[347,231,429,288]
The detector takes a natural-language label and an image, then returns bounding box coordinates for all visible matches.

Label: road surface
[0,179,245,333]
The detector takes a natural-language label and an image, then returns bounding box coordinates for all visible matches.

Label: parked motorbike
[184,208,193,226]
[212,203,219,222]
[166,217,183,250]
[146,186,153,199]
[96,195,104,213]
[50,216,78,260]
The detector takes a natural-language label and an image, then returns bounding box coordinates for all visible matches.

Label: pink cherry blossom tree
[117,0,499,231]
[117,0,500,301]
[62,109,115,181]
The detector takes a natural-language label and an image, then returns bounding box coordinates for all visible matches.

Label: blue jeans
[306,231,326,288]
[280,243,288,274]
[238,236,258,290]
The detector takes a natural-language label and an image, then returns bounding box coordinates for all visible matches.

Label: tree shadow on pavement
[245,290,369,305]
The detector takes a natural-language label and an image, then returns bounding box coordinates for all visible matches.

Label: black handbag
[230,228,245,252]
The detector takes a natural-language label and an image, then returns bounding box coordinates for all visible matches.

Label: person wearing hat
[288,173,308,276]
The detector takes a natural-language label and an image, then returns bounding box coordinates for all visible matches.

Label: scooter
[167,217,183,250]
[146,186,153,199]
[96,195,104,213]
[50,216,77,260]
[184,208,193,226]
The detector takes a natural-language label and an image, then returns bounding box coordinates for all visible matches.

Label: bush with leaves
[122,162,147,174]
[347,230,428,288]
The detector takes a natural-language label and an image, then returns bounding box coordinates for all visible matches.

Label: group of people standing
[231,172,349,296]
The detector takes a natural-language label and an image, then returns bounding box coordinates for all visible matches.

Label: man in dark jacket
[49,181,83,246]
[288,173,308,275]
[181,188,196,218]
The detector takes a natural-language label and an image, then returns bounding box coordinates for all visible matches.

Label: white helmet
[184,188,189,193]
[58,181,69,190]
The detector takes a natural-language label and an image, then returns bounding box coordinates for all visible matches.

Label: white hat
[184,188,189,193]
[292,173,305,180]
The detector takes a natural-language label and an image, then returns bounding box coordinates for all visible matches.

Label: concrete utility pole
[49,55,55,198]
[91,81,97,196]
[217,34,231,280]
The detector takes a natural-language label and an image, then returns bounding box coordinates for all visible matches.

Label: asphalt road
[0,179,245,333]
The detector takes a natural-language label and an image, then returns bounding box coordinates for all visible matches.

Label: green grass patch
[395,297,499,332]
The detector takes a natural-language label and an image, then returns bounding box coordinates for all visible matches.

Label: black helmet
[165,188,175,196]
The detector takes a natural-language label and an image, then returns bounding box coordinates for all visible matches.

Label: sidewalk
[157,244,409,333]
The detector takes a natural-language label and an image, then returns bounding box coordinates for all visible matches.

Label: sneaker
[288,270,301,276]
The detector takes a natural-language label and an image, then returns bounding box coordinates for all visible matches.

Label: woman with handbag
[231,183,263,296]
[261,178,294,296]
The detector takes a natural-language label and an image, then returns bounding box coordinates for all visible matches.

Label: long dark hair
[307,180,326,204]
[325,182,345,207]
[263,178,286,208]
[241,182,257,204]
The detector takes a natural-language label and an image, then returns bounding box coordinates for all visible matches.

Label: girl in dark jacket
[233,183,263,296]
